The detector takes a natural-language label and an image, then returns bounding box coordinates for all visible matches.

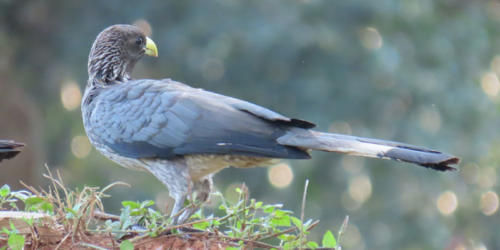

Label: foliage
[0,223,25,250]
[0,171,343,249]
[102,184,342,249]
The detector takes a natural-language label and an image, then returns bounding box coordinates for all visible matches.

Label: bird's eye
[135,37,144,46]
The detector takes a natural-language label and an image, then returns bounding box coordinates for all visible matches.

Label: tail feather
[0,140,24,162]
[277,130,459,171]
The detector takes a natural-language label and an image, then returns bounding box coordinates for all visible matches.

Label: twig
[257,226,297,241]
[306,220,320,232]
[88,229,147,234]
[337,215,349,246]
[299,179,310,250]
[93,211,120,222]
[213,234,277,249]
[127,218,214,243]
[256,218,320,243]
[55,232,71,250]
[78,242,109,250]
[109,232,116,249]
[254,218,318,244]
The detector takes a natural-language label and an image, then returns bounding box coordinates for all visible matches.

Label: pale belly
[185,154,279,181]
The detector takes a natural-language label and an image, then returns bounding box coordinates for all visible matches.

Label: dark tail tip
[0,140,25,162]
[420,157,460,172]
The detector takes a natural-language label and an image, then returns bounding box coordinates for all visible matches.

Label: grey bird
[0,140,24,162]
[82,25,459,223]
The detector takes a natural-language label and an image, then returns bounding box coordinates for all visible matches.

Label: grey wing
[89,79,311,160]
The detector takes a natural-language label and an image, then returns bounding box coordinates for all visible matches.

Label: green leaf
[8,233,25,250]
[0,184,10,197]
[270,210,291,227]
[212,220,221,227]
[290,216,302,229]
[24,197,44,207]
[40,202,54,214]
[218,204,227,211]
[283,241,295,250]
[263,205,275,213]
[121,201,140,209]
[307,241,319,249]
[322,230,337,248]
[278,233,295,241]
[24,197,54,213]
[255,201,263,209]
[140,200,155,208]
[193,221,210,230]
[119,240,134,250]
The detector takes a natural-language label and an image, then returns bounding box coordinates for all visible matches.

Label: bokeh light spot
[268,163,294,188]
[341,191,362,211]
[436,191,458,216]
[490,55,500,75]
[348,175,372,204]
[71,135,91,159]
[473,242,488,250]
[481,72,500,98]
[359,27,383,50]
[341,156,365,175]
[343,224,365,249]
[454,243,467,250]
[486,1,500,22]
[60,80,81,111]
[480,191,499,216]
[201,58,225,81]
[477,167,497,189]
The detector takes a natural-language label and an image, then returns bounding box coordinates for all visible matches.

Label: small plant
[0,223,25,250]
[0,168,347,249]
[0,184,31,211]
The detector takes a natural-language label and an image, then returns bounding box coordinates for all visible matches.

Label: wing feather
[87,79,311,160]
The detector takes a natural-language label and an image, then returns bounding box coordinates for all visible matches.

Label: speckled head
[88,24,158,83]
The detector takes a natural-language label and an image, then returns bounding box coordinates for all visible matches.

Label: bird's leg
[176,175,213,224]
[170,193,188,224]
[145,159,192,225]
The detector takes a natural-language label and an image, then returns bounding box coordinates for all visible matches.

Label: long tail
[0,140,24,162]
[277,129,459,171]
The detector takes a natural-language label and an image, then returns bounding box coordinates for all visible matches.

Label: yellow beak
[144,37,158,57]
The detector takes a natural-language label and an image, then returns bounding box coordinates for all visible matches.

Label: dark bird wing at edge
[86,78,458,170]
[0,140,24,162]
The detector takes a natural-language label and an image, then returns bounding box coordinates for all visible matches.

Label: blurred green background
[1,0,499,249]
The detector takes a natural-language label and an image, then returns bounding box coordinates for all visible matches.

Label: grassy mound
[0,168,346,249]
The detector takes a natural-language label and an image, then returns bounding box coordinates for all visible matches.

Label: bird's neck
[87,48,133,85]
